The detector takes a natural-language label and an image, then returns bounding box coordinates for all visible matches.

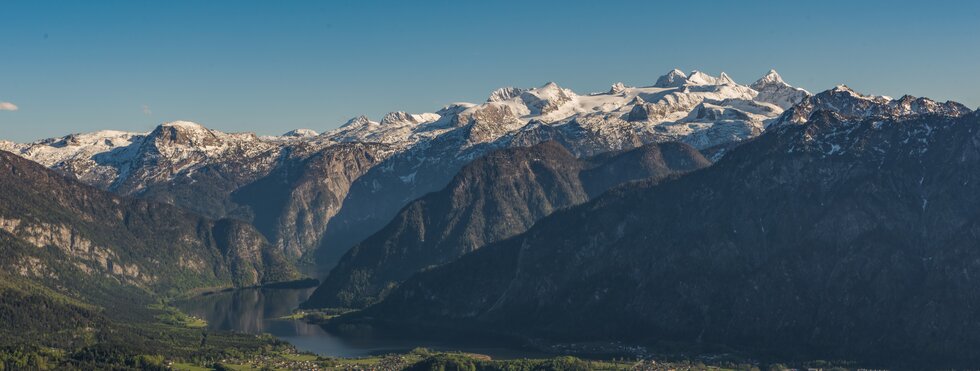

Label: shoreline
[191,277,321,298]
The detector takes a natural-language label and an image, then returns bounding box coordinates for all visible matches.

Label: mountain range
[343,88,977,365]
[5,67,978,366]
[0,69,808,269]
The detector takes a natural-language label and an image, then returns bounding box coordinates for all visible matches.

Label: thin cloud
[0,102,17,111]
[142,104,152,115]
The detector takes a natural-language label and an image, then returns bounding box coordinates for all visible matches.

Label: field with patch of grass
[149,303,208,328]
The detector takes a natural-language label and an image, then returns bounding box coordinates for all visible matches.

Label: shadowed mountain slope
[352,93,980,365]
[304,141,709,309]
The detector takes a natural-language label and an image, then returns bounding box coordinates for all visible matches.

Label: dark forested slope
[357,98,980,364]
[304,141,709,308]
[0,150,296,293]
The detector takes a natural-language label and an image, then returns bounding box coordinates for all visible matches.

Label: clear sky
[2,0,978,142]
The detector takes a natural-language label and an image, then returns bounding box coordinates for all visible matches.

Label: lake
[175,287,550,359]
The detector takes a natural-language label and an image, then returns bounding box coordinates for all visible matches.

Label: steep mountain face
[313,70,807,265]
[230,143,390,260]
[304,141,709,309]
[312,126,509,267]
[1,69,809,268]
[0,234,147,352]
[0,124,394,262]
[0,218,291,369]
[355,90,980,364]
[0,150,295,292]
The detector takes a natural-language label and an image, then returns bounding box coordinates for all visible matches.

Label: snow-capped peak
[687,70,720,85]
[826,85,887,102]
[529,82,567,97]
[149,121,224,144]
[342,115,375,128]
[160,120,206,130]
[437,103,477,116]
[752,69,786,88]
[380,111,440,126]
[832,84,856,94]
[751,70,811,110]
[147,120,224,147]
[282,128,318,138]
[518,82,577,116]
[609,82,628,95]
[146,119,269,154]
[5,68,827,195]
[487,87,528,103]
[718,72,737,86]
[654,68,688,88]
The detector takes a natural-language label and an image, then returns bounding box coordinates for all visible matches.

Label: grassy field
[164,347,757,371]
[148,303,208,328]
[155,344,868,371]
[275,308,354,323]
[171,362,212,371]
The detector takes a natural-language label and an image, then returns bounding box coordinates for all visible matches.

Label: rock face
[0,150,295,292]
[0,123,396,263]
[0,69,809,269]
[354,90,980,365]
[303,141,709,308]
[231,143,390,260]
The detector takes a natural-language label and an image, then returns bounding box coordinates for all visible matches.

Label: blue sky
[1,0,978,142]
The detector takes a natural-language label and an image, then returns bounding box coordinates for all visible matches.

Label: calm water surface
[175,287,547,359]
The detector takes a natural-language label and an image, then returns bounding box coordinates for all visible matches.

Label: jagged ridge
[0,69,813,266]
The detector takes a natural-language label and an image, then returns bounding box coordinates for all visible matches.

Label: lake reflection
[178,287,319,334]
[176,287,547,359]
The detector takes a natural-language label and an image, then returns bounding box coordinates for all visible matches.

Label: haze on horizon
[1,0,978,142]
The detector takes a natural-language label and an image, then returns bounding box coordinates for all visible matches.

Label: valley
[2,68,976,369]
[6,2,979,369]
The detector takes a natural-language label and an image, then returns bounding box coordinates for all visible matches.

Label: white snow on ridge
[161,120,205,129]
[3,69,823,190]
[750,69,811,110]
[313,69,810,152]
[6,130,143,167]
[283,128,318,138]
